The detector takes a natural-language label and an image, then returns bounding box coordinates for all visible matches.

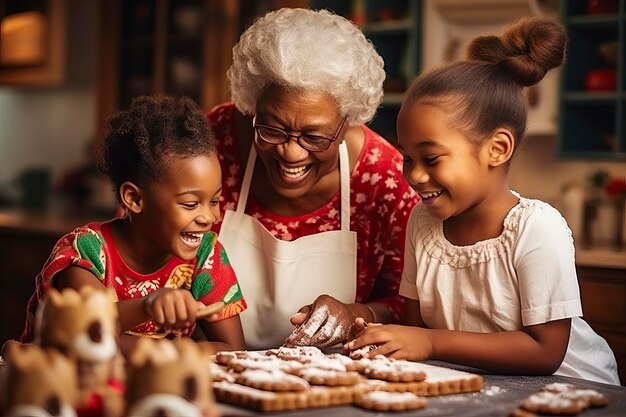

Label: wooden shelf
[309,0,421,143]
[558,0,626,160]
[96,0,239,135]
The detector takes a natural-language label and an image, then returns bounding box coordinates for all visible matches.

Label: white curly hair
[227,8,385,125]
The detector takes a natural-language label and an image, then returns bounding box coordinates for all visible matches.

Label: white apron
[219,141,357,349]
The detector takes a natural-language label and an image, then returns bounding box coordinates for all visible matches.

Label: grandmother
[208,8,418,349]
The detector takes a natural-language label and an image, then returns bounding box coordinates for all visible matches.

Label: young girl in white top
[346,17,620,385]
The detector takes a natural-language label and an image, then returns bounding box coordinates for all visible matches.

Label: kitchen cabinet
[0,228,58,345]
[309,0,422,144]
[559,0,626,160]
[0,209,110,346]
[96,0,239,134]
[422,0,559,137]
[0,0,67,86]
[578,265,626,384]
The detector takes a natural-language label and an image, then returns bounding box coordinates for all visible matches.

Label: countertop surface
[218,361,626,417]
[575,247,626,269]
[0,206,112,236]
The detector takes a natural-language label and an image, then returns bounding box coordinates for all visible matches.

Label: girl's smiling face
[139,153,223,261]
[396,102,492,221]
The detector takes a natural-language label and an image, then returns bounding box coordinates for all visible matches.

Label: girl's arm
[54,266,200,333]
[429,319,571,375]
[348,317,571,375]
[195,315,245,351]
[402,298,425,327]
[55,266,150,331]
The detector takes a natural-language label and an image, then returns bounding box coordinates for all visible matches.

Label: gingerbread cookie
[509,408,539,417]
[235,369,310,392]
[297,368,362,386]
[215,350,265,366]
[0,342,79,417]
[520,391,584,415]
[227,355,304,374]
[348,344,378,359]
[519,383,609,415]
[209,362,235,383]
[566,389,609,407]
[267,346,325,362]
[126,338,218,417]
[354,390,427,412]
[362,359,427,383]
[542,382,576,393]
[324,353,359,371]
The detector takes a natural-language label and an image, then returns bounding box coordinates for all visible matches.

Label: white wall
[0,0,98,191]
[510,134,626,208]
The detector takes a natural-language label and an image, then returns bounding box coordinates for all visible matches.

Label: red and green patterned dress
[21,221,246,342]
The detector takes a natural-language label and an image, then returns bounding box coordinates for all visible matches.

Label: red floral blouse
[207,103,418,322]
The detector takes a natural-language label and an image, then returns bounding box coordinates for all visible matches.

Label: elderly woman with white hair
[207,8,418,350]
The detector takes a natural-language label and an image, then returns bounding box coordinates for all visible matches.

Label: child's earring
[488,129,514,167]
[119,181,143,213]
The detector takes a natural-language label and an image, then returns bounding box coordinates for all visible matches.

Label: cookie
[542,383,608,408]
[267,346,325,362]
[509,408,538,417]
[520,383,609,415]
[235,369,310,392]
[362,359,427,383]
[213,382,355,412]
[354,390,427,412]
[209,362,235,383]
[297,368,362,386]
[215,350,265,365]
[520,391,584,415]
[322,353,359,371]
[349,344,378,359]
[227,355,303,373]
[542,382,576,393]
[562,389,609,408]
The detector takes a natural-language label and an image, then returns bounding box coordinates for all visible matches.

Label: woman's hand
[143,288,204,332]
[344,324,434,361]
[283,294,358,348]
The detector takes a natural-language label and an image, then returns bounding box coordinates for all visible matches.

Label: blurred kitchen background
[0,0,624,383]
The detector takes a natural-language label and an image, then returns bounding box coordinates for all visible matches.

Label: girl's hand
[143,288,203,331]
[283,294,355,348]
[345,324,434,361]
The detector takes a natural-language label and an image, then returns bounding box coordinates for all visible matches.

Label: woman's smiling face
[253,85,345,200]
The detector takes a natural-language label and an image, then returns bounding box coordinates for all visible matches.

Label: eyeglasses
[253,116,346,152]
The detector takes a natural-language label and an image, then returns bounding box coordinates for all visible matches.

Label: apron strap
[338,141,350,231]
[237,141,256,214]
[238,136,351,231]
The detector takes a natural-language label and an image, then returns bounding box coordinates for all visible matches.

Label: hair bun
[466,17,567,86]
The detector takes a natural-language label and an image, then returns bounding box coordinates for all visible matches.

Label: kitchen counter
[218,361,626,416]
[0,206,112,236]
[576,247,626,270]
[0,206,113,344]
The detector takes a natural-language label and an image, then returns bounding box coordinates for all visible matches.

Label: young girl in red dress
[21,95,246,354]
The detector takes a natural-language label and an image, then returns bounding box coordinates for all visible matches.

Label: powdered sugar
[283,304,347,347]
[239,369,309,389]
[483,385,505,396]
